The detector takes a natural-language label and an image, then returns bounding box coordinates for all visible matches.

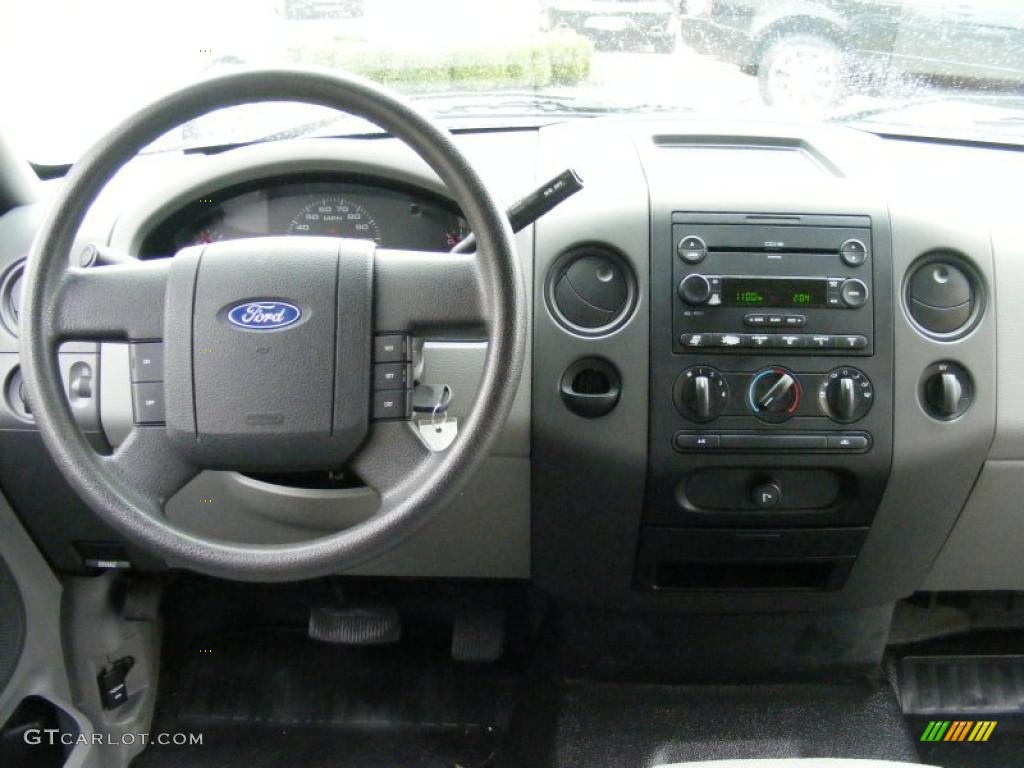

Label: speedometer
[285,195,384,243]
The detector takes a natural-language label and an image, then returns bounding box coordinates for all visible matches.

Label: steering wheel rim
[20,68,526,581]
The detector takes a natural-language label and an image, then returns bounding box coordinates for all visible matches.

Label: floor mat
[131,628,516,768]
[544,679,919,768]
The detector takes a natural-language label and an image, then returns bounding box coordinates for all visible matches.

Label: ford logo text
[226,301,302,331]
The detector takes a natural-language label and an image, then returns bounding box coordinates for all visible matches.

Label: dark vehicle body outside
[680,0,1024,106]
[544,0,680,52]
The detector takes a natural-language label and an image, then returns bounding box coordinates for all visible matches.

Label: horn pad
[164,237,373,470]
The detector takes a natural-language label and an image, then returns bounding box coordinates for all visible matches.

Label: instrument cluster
[139,176,469,257]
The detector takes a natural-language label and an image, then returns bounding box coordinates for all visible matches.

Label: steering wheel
[20,69,526,581]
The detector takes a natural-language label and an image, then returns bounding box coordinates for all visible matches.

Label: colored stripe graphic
[921,721,950,741]
[920,719,996,742]
[969,721,997,742]
[945,721,972,741]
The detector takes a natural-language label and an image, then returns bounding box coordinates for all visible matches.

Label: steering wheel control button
[131,382,166,425]
[752,482,782,509]
[373,334,410,363]
[839,239,868,267]
[677,235,708,264]
[840,278,869,308]
[129,342,164,383]
[373,362,410,391]
[372,389,412,421]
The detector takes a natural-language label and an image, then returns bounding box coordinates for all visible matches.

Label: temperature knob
[747,367,801,423]
[674,365,729,422]
[817,367,873,423]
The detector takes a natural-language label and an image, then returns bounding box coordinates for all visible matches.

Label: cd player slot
[706,247,843,255]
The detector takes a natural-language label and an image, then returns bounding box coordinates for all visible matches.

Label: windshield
[3,0,1024,163]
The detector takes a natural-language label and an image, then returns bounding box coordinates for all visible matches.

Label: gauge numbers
[286,195,383,243]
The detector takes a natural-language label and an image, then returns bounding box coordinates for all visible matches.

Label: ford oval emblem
[226,301,302,331]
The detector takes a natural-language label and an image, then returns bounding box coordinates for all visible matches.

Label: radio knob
[679,274,712,305]
[818,367,874,423]
[674,366,729,422]
[747,367,801,423]
[840,278,869,308]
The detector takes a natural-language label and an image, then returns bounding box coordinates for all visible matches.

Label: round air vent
[905,253,982,339]
[0,260,25,337]
[547,245,636,336]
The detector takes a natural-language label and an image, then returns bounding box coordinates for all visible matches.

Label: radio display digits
[724,277,827,308]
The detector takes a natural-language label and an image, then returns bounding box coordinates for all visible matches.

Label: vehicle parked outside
[680,0,1024,108]
[544,0,680,52]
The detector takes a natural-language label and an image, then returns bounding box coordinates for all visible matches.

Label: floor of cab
[130,578,929,768]
[130,579,1024,768]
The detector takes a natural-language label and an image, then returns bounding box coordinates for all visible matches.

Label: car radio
[672,214,874,354]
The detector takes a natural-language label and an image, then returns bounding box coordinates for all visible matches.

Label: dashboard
[0,119,1021,616]
[138,177,469,257]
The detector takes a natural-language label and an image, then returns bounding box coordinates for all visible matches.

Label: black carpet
[543,679,920,767]
[131,628,516,768]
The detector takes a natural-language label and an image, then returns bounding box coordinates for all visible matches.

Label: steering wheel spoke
[374,249,488,335]
[103,427,200,507]
[351,420,436,499]
[54,257,170,341]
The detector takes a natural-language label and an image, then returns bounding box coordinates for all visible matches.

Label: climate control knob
[747,367,801,423]
[674,365,729,422]
[678,274,712,305]
[817,367,874,423]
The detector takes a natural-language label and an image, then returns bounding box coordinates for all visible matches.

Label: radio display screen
[721,277,827,308]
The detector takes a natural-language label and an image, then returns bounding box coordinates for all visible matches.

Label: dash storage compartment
[634,527,867,592]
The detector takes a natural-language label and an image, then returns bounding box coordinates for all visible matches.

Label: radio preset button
[677,235,708,264]
[809,335,833,348]
[745,334,772,349]
[714,333,743,348]
[839,239,868,267]
[834,335,869,350]
[680,332,712,348]
[775,334,807,349]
